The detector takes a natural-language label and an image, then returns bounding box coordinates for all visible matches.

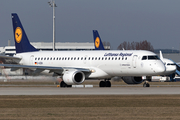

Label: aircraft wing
[0,55,21,64]
[0,64,91,75]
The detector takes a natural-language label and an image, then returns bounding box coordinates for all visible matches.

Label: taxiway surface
[0,86,180,95]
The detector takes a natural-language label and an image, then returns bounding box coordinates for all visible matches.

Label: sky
[1,0,180,50]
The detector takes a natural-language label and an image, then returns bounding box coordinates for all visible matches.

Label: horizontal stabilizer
[0,55,21,64]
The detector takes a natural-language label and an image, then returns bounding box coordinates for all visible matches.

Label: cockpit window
[167,63,176,65]
[142,55,160,60]
[142,56,147,60]
[148,56,160,60]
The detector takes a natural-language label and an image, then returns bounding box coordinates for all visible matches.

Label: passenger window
[81,57,83,60]
[74,57,76,60]
[92,57,94,60]
[102,57,104,60]
[38,58,40,60]
[56,58,58,60]
[77,57,79,60]
[53,57,55,60]
[50,58,52,60]
[105,57,107,60]
[112,57,114,60]
[115,57,117,60]
[88,57,90,60]
[59,58,61,60]
[99,57,100,60]
[122,57,124,60]
[68,57,70,60]
[44,58,46,60]
[85,58,86,60]
[35,58,37,60]
[109,57,110,60]
[65,57,67,60]
[125,57,127,60]
[62,57,64,60]
[118,57,121,60]
[71,57,73,60]
[47,57,49,60]
[95,57,97,60]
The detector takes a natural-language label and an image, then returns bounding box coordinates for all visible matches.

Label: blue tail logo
[12,13,38,53]
[93,30,105,50]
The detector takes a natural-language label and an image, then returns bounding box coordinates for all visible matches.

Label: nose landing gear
[143,81,150,87]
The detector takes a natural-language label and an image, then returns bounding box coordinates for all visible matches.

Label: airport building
[0,42,111,56]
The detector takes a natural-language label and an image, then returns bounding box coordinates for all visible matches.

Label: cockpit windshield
[167,63,176,66]
[142,55,160,60]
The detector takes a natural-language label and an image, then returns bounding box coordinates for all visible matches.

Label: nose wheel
[143,81,150,87]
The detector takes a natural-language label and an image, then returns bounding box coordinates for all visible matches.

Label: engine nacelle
[63,70,85,85]
[122,76,143,84]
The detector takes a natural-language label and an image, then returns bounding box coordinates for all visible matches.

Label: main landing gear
[143,81,150,87]
[60,81,72,88]
[99,79,111,87]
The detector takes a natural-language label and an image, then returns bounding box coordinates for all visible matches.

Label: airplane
[159,51,176,76]
[159,51,179,81]
[93,30,177,84]
[0,13,166,88]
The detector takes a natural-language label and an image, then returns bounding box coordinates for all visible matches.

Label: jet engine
[63,70,85,85]
[122,76,143,84]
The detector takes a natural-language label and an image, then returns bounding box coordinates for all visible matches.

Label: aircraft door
[29,55,34,65]
[132,55,138,68]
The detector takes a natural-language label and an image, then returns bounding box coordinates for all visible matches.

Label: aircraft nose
[168,65,176,73]
[156,63,166,74]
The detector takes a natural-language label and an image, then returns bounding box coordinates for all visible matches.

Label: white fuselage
[14,50,166,78]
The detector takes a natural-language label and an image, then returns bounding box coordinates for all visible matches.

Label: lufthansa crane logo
[95,37,100,48]
[15,27,22,43]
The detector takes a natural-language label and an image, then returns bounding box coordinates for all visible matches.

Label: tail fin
[11,13,38,53]
[93,30,105,50]
[159,50,164,62]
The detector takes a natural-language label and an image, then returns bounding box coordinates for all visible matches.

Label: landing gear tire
[99,81,106,87]
[106,81,111,87]
[60,81,72,88]
[67,85,72,87]
[143,82,150,87]
[60,81,67,87]
[99,81,111,87]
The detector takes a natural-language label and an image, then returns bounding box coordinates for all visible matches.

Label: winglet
[11,13,38,53]
[93,30,105,50]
